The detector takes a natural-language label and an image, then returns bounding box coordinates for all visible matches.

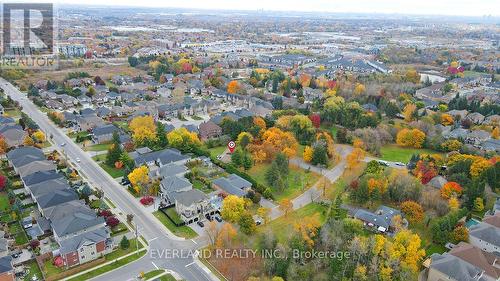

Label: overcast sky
[54,0,498,17]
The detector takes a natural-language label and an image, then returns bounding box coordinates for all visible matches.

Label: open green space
[24,260,43,281]
[192,179,213,193]
[143,269,166,280]
[67,249,147,281]
[259,203,328,243]
[0,192,10,212]
[156,274,177,281]
[379,145,440,163]
[246,163,321,201]
[153,210,197,239]
[99,163,125,178]
[84,143,111,152]
[207,146,226,158]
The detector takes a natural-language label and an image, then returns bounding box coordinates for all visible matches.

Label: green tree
[156,122,168,148]
[120,236,130,249]
[231,148,244,167]
[311,145,328,166]
[238,212,256,234]
[242,152,253,171]
[106,131,123,166]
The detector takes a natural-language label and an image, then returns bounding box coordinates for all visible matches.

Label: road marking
[185,261,195,267]
[149,237,158,242]
[151,261,159,270]
[191,239,198,244]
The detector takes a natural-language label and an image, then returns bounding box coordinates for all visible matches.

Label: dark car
[197,221,204,227]
[214,216,222,222]
[205,214,213,221]
[121,178,130,185]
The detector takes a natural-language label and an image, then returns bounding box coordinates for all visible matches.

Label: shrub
[105,216,120,228]
[140,196,154,206]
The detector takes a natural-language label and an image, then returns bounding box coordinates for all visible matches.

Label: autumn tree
[451,225,468,244]
[129,116,157,146]
[400,201,424,224]
[205,221,219,246]
[396,128,425,148]
[470,157,492,178]
[293,213,321,248]
[0,137,9,154]
[167,127,201,151]
[215,223,237,249]
[236,132,253,149]
[23,135,35,146]
[279,199,293,216]
[253,117,267,132]
[257,207,271,224]
[32,130,46,143]
[346,148,365,170]
[238,212,256,234]
[492,127,499,139]
[353,83,366,95]
[303,146,313,163]
[261,127,298,158]
[309,113,321,128]
[473,197,484,212]
[128,166,150,190]
[448,196,460,211]
[220,195,246,223]
[403,103,417,122]
[227,80,241,94]
[441,114,454,126]
[441,182,463,199]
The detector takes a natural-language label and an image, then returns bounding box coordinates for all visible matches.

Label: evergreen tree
[106,131,123,166]
[311,145,328,166]
[120,236,130,249]
[242,152,253,171]
[156,122,168,148]
[231,148,244,167]
[275,153,289,176]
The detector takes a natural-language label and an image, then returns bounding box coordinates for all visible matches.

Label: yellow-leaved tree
[220,195,246,223]
[396,128,426,148]
[129,116,157,145]
[303,146,313,163]
[128,166,150,188]
[32,130,46,143]
[166,127,201,150]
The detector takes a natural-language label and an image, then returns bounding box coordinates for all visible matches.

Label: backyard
[246,163,321,201]
[379,145,440,163]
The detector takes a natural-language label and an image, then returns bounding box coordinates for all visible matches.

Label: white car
[394,162,405,166]
[60,142,66,147]
[76,158,81,163]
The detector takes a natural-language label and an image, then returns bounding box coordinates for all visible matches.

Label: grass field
[85,143,111,152]
[379,145,439,163]
[153,210,198,239]
[259,203,328,243]
[143,270,165,280]
[99,163,125,178]
[24,260,43,281]
[207,146,226,157]
[0,192,10,212]
[246,163,321,201]
[193,179,213,193]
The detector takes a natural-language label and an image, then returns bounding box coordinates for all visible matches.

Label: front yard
[153,210,197,239]
[84,143,111,152]
[246,163,321,201]
[379,144,440,163]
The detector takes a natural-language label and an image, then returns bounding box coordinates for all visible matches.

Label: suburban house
[447,242,500,281]
[151,163,188,180]
[91,124,120,144]
[212,174,252,197]
[353,205,405,233]
[0,256,14,281]
[0,125,27,147]
[427,252,487,281]
[172,189,215,224]
[132,148,189,167]
[45,200,112,268]
[198,121,222,141]
[469,212,500,254]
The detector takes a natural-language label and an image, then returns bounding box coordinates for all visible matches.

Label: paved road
[0,78,217,281]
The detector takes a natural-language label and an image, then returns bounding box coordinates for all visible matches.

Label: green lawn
[85,143,111,152]
[24,260,43,281]
[153,210,197,239]
[92,153,107,162]
[193,179,213,193]
[207,146,226,157]
[157,274,176,281]
[0,192,10,212]
[4,109,21,117]
[105,238,143,260]
[247,163,321,201]
[99,163,125,178]
[379,145,440,163]
[111,222,129,236]
[260,203,328,243]
[67,249,147,281]
[143,269,165,280]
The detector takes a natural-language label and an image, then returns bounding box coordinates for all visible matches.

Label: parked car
[205,214,213,221]
[121,178,130,185]
[214,216,222,222]
[197,221,204,227]
[377,160,389,166]
[394,162,405,166]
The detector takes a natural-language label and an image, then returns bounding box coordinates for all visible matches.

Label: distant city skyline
[55,0,498,17]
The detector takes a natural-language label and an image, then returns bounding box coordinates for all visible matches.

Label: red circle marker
[227,141,236,153]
